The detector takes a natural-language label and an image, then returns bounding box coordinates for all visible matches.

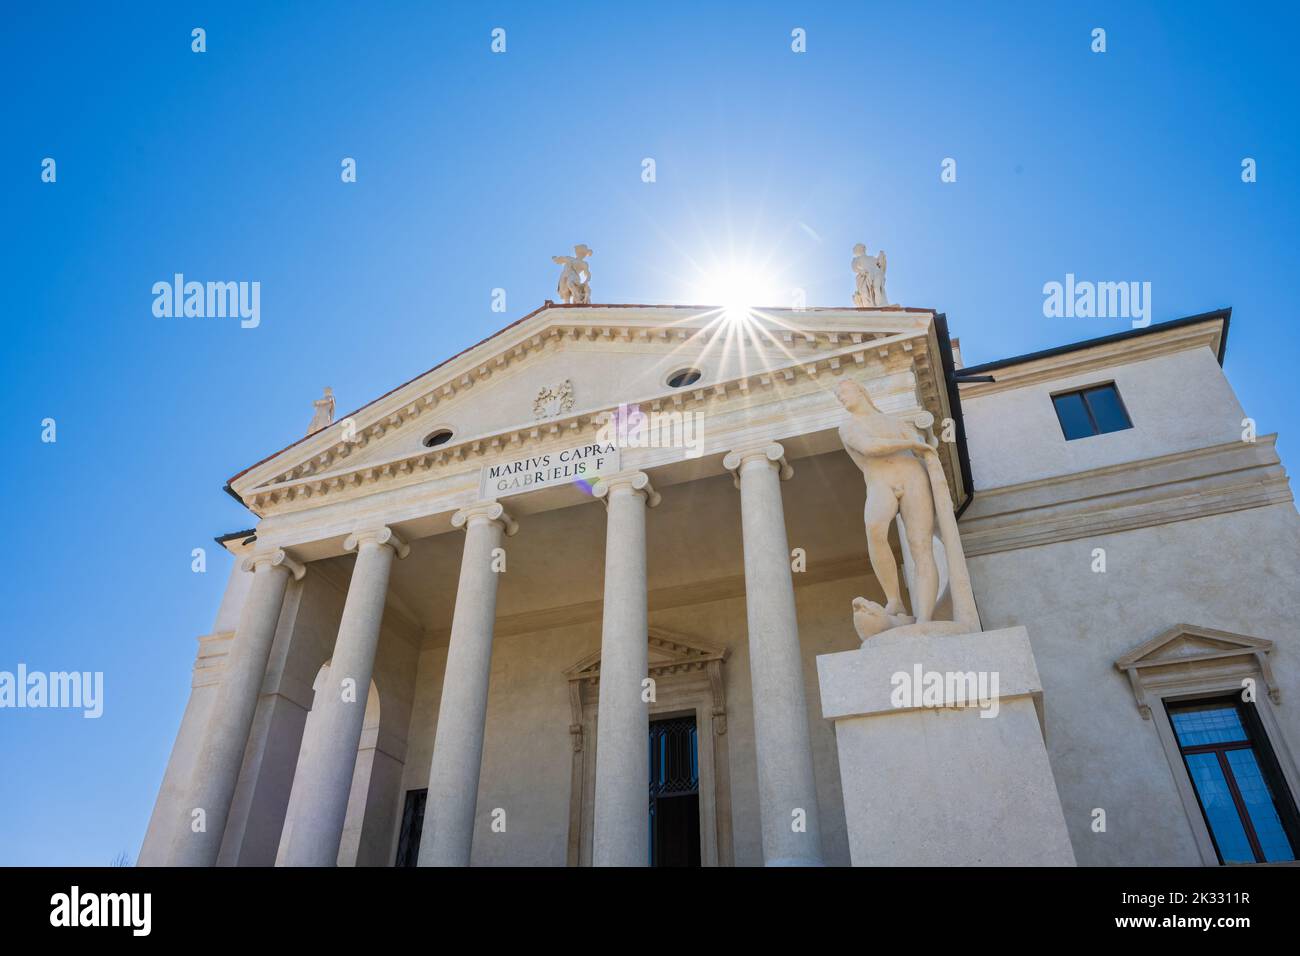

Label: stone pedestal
[817,625,1076,866]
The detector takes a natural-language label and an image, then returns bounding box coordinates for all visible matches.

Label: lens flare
[696,265,781,324]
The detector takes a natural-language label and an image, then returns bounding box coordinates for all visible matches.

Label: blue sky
[2,2,1297,865]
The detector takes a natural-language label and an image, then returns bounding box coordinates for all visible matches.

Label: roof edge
[933,313,977,513]
[957,308,1232,377]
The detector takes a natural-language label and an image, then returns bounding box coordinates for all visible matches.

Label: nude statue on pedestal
[835,379,939,629]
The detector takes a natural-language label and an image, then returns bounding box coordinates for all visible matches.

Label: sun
[695,265,783,324]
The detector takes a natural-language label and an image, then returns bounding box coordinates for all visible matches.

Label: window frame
[648,713,703,867]
[1115,624,1298,866]
[422,427,454,448]
[1164,695,1300,864]
[1050,381,1133,440]
[665,367,703,389]
[564,631,733,867]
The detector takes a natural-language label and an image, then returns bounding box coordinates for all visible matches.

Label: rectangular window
[1166,697,1300,864]
[1051,383,1132,440]
[394,788,427,867]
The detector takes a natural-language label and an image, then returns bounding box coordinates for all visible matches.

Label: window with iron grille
[648,715,701,866]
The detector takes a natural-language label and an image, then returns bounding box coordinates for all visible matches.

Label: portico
[141,304,976,867]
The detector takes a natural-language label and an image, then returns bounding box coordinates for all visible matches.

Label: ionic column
[590,470,660,867]
[722,441,824,866]
[278,526,408,867]
[418,500,517,866]
[172,548,304,867]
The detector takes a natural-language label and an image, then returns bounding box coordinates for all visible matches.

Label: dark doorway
[649,715,702,866]
[394,788,427,867]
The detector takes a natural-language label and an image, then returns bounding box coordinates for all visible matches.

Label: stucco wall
[967,502,1300,866]
[963,345,1244,489]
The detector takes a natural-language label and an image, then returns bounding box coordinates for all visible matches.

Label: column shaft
[418,504,511,866]
[729,446,824,865]
[591,475,655,866]
[171,551,301,866]
[278,530,402,866]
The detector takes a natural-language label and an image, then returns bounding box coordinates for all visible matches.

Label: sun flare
[695,265,783,324]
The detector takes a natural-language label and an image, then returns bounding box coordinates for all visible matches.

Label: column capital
[343,525,410,559]
[240,548,306,580]
[722,440,793,486]
[452,499,518,536]
[592,469,661,507]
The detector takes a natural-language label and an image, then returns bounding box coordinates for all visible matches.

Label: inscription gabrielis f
[480,442,620,499]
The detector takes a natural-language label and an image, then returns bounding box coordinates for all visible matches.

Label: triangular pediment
[1115,623,1274,670]
[230,303,947,516]
[565,627,728,683]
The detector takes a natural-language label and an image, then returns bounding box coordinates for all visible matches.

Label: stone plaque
[480,442,620,499]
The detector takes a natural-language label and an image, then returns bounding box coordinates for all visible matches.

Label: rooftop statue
[851,242,889,308]
[553,244,593,304]
[307,386,335,436]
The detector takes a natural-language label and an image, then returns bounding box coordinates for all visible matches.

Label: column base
[817,625,1076,866]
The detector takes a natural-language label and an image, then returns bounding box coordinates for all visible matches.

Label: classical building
[139,300,1300,867]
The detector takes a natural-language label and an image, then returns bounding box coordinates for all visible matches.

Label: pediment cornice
[1115,623,1275,670]
[230,304,936,496]
[1114,623,1280,718]
[231,306,957,519]
[564,628,729,684]
[564,626,732,748]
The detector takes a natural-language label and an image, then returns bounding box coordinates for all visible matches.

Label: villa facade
[138,303,1300,867]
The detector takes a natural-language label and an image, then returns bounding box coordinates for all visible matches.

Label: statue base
[816,625,1076,866]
